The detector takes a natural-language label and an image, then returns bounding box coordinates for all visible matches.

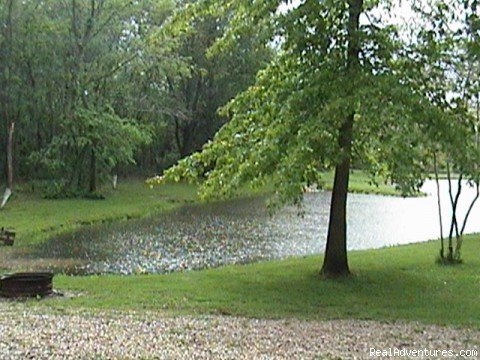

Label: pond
[37,179,480,274]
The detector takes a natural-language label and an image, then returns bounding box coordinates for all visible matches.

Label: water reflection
[38,179,480,274]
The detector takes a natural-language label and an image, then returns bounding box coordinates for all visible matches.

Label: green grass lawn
[23,235,477,328]
[0,180,198,248]
[0,171,402,249]
[321,169,405,196]
[3,173,467,328]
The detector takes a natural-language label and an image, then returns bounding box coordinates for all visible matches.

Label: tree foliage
[0,0,266,198]
[31,108,151,197]
[149,0,475,275]
[407,0,480,263]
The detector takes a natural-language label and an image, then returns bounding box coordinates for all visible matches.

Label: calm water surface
[39,180,480,274]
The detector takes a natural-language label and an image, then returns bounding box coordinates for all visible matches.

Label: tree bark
[6,121,14,189]
[1,122,14,208]
[321,0,363,277]
[433,152,444,259]
[321,116,353,277]
[446,164,462,259]
[89,148,96,193]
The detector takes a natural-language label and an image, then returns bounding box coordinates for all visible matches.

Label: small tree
[32,108,151,197]
[407,0,480,263]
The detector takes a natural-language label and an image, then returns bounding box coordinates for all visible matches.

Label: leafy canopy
[32,108,151,196]
[148,0,456,206]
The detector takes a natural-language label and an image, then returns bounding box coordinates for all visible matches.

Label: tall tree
[149,0,445,277]
[322,0,362,276]
[0,0,27,207]
[18,0,157,196]
[135,2,272,164]
[0,0,267,195]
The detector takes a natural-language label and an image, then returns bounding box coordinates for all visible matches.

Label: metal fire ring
[0,272,54,298]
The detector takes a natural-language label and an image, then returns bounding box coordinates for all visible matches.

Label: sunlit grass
[321,169,404,196]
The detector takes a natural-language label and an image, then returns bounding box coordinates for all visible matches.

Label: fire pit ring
[0,272,54,298]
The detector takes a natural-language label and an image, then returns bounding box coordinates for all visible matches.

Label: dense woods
[0,0,270,197]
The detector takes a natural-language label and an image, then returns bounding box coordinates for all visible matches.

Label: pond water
[37,179,480,274]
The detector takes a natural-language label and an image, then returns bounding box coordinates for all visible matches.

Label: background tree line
[2,0,479,272]
[0,0,270,198]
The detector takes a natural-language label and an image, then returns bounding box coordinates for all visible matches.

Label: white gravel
[0,302,479,359]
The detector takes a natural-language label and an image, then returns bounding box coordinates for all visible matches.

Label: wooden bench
[0,228,15,246]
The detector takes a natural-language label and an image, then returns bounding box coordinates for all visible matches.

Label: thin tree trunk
[173,116,184,157]
[454,176,462,240]
[433,152,444,259]
[321,0,363,277]
[446,163,462,259]
[6,121,14,189]
[455,181,480,257]
[89,148,96,193]
[446,163,454,258]
[457,94,480,253]
[1,122,14,208]
[460,182,479,236]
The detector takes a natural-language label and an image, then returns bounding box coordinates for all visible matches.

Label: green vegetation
[154,0,480,276]
[2,0,479,277]
[1,1,479,345]
[1,177,476,328]
[0,0,270,198]
[0,180,197,248]
[30,235,479,327]
[321,170,404,197]
[0,171,401,250]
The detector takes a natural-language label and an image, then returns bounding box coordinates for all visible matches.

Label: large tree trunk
[321,0,363,277]
[1,122,14,208]
[321,117,353,277]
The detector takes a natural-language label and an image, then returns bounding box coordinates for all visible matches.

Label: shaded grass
[37,235,480,327]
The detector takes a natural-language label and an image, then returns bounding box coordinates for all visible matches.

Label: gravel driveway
[0,302,479,359]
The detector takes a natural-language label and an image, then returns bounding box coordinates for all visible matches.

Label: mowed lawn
[321,169,404,196]
[2,175,474,328]
[39,236,480,328]
[0,180,198,247]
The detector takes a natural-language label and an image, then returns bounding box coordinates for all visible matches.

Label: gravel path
[0,303,479,359]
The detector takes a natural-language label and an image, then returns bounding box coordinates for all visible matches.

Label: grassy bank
[0,180,198,248]
[0,175,478,328]
[36,235,480,327]
[0,171,401,249]
[321,169,403,196]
